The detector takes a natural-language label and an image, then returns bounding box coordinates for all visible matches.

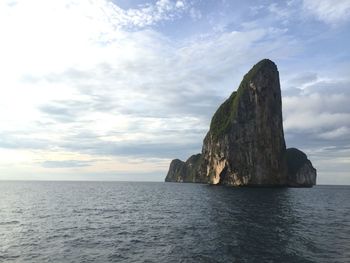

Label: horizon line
[0,179,348,186]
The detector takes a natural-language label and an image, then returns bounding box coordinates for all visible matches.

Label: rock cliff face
[286,148,317,187]
[165,59,316,187]
[202,59,288,186]
[165,154,205,183]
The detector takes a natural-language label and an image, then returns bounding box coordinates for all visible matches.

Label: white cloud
[283,78,350,134]
[318,127,350,139]
[104,0,191,28]
[175,1,185,9]
[268,3,291,20]
[284,111,350,131]
[303,0,350,24]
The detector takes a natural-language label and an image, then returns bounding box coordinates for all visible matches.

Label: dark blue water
[0,182,349,262]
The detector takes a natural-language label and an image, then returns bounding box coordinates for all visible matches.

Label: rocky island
[165,59,316,187]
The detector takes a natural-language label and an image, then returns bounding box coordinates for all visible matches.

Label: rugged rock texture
[165,154,205,183]
[165,159,186,183]
[202,59,287,186]
[165,59,317,187]
[286,148,317,187]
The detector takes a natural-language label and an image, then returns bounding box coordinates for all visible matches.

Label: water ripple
[0,182,349,262]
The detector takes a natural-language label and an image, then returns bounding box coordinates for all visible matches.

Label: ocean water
[0,181,349,263]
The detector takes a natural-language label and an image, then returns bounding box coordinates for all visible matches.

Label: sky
[0,0,349,184]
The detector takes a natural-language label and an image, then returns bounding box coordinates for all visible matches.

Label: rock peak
[254,58,277,68]
[241,59,278,85]
[165,59,316,187]
[203,58,286,185]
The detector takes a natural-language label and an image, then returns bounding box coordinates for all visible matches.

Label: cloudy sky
[0,0,349,184]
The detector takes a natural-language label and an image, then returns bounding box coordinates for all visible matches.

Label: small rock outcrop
[165,159,186,182]
[165,59,317,187]
[165,154,205,183]
[286,148,317,187]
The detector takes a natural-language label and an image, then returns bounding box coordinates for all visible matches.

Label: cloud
[0,132,51,150]
[303,0,350,24]
[318,127,350,140]
[102,0,192,28]
[264,0,350,27]
[287,72,318,87]
[41,160,94,168]
[39,103,78,123]
[282,75,350,179]
[18,22,298,147]
[268,3,292,20]
[60,138,202,159]
[0,19,295,169]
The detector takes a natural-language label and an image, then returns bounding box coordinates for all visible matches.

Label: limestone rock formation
[165,154,205,183]
[286,148,317,187]
[165,159,186,182]
[165,59,317,187]
[202,59,287,186]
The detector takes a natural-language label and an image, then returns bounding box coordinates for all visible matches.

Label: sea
[0,181,349,263]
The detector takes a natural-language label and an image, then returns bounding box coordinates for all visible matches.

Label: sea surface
[0,181,349,262]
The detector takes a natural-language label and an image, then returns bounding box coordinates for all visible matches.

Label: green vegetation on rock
[186,153,202,166]
[185,153,202,182]
[209,59,277,140]
[209,91,238,140]
[165,154,203,183]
